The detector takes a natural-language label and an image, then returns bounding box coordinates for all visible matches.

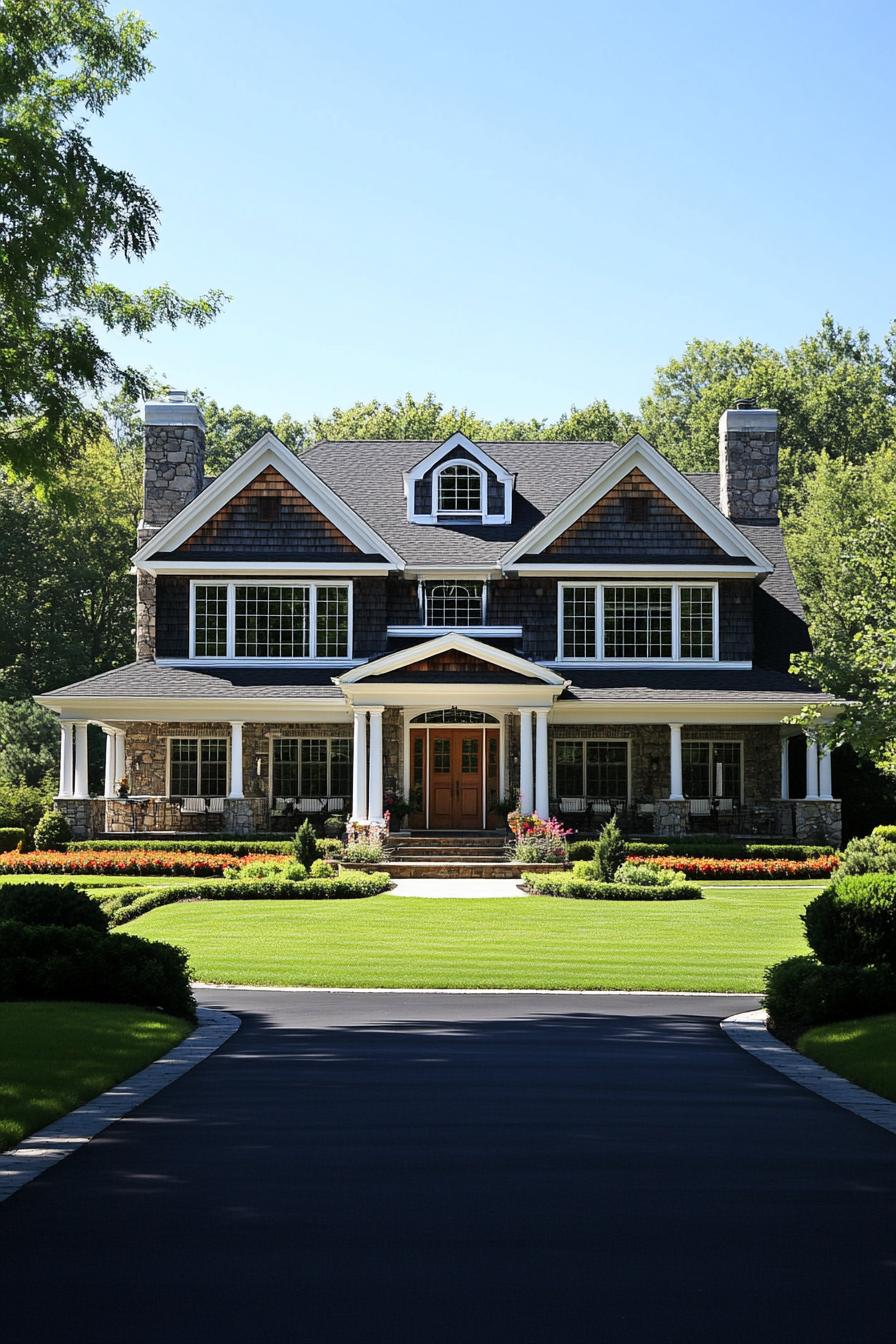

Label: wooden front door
[428,731,483,829]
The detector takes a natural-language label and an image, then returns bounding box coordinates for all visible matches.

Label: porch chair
[296,797,325,818]
[325,796,347,815]
[181,796,206,814]
[688,798,713,831]
[559,797,589,827]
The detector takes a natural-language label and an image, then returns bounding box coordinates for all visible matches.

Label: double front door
[409,727,500,829]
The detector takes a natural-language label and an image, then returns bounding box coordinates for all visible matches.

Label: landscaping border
[721,1008,896,1137]
[0,1006,239,1203]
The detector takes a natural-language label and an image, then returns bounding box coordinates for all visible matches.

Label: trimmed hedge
[0,827,25,853]
[69,837,345,858]
[110,871,393,925]
[872,825,896,844]
[0,920,195,1019]
[523,871,702,900]
[568,838,834,862]
[0,880,109,932]
[803,874,896,968]
[764,955,896,1042]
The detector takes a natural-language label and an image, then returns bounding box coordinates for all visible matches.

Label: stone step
[343,860,565,880]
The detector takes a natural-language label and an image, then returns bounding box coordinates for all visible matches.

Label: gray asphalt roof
[40,662,344,699]
[561,667,834,703]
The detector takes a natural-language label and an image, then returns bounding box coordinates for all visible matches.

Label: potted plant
[116,776,129,798]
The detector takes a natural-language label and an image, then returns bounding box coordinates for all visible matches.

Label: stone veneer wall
[719,410,779,523]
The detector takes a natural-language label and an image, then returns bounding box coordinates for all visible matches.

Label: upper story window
[560,583,717,662]
[191,581,351,661]
[424,581,484,626]
[436,463,483,515]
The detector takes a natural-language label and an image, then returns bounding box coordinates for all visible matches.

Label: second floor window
[560,583,716,662]
[437,463,482,513]
[191,582,350,660]
[424,581,484,626]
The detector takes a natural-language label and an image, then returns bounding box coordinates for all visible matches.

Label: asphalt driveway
[2,989,894,1343]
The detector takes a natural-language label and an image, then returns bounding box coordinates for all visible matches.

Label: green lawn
[0,1002,192,1150]
[798,1014,896,1103]
[123,881,824,992]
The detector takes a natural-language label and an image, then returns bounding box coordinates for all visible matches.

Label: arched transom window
[424,581,484,626]
[436,462,483,514]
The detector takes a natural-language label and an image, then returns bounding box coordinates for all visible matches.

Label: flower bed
[0,849,273,878]
[625,854,839,880]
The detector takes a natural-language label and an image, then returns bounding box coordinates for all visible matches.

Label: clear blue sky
[91,0,896,423]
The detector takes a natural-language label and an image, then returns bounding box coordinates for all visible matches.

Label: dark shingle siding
[155,578,189,658]
[719,580,753,662]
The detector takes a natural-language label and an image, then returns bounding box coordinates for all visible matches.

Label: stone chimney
[136,391,206,660]
[718,400,779,523]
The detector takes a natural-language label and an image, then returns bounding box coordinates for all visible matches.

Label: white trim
[336,632,567,687]
[188,579,353,661]
[406,566,504,580]
[501,436,773,570]
[387,626,523,639]
[556,580,720,665]
[434,459,487,517]
[140,560,392,577]
[543,660,753,671]
[507,563,767,577]
[132,433,404,568]
[403,434,514,526]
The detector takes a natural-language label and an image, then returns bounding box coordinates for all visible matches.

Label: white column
[103,731,116,797]
[534,709,550,820]
[58,720,74,798]
[780,736,790,800]
[229,721,244,798]
[818,744,833,800]
[115,731,126,786]
[805,734,819,800]
[518,709,534,814]
[668,722,684,800]
[351,709,368,822]
[73,721,89,799]
[367,707,385,825]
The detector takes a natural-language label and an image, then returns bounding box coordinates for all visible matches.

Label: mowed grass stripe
[122,882,822,992]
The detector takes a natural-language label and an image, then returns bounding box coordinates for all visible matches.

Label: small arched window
[437,462,482,514]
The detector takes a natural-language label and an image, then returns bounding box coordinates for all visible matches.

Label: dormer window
[404,433,513,525]
[436,462,483,516]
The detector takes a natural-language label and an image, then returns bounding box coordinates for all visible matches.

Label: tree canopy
[0,0,226,477]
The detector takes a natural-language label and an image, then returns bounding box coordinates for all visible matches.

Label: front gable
[174,465,362,557]
[502,436,773,571]
[337,633,567,686]
[403,433,514,525]
[133,433,404,569]
[544,468,729,561]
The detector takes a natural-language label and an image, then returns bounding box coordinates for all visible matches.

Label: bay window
[191,582,351,660]
[559,583,717,662]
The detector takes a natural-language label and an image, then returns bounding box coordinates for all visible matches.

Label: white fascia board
[132,433,404,569]
[506,563,765,579]
[336,632,567,687]
[141,560,392,577]
[405,566,503,580]
[550,700,846,725]
[341,684,561,709]
[501,436,773,570]
[544,660,753,671]
[33,694,353,724]
[386,626,523,638]
[155,658,365,669]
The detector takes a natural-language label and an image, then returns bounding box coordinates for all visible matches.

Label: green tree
[0,0,226,477]
[195,395,306,475]
[0,699,57,785]
[788,448,896,770]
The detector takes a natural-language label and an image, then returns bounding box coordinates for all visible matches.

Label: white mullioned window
[271,738,353,798]
[559,582,717,662]
[190,581,352,660]
[424,581,485,626]
[553,740,630,800]
[436,462,483,514]
[168,737,228,796]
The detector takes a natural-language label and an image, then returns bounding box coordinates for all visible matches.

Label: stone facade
[654,799,689,838]
[790,799,842,846]
[55,798,105,841]
[719,407,779,523]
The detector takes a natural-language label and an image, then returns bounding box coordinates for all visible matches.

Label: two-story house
[38,392,843,843]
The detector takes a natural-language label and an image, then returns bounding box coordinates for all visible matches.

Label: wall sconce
[255,754,266,778]
[132,754,142,774]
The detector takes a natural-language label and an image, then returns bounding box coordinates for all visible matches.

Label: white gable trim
[501,435,772,571]
[133,433,404,568]
[335,632,567,686]
[403,433,514,525]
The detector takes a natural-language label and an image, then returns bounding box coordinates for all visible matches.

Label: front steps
[360,830,562,880]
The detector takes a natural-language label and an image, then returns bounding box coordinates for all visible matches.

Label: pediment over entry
[335,633,567,686]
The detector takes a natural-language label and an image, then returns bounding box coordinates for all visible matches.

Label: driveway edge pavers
[0,1006,240,1203]
[722,1008,896,1137]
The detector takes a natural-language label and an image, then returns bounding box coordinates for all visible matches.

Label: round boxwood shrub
[835,833,896,878]
[764,954,896,1042]
[33,807,72,851]
[0,920,194,1019]
[803,874,896,968]
[0,827,25,853]
[0,880,109,931]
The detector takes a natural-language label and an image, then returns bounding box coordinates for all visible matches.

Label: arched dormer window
[436,461,483,516]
